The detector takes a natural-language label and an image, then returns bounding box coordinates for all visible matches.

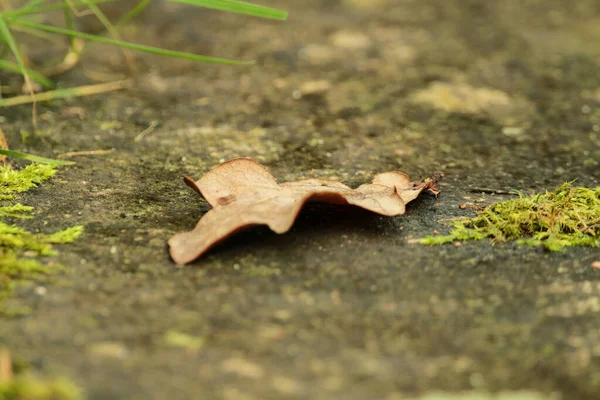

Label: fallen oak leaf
[169,158,441,265]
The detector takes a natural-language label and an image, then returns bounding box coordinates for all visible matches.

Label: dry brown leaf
[169,158,441,265]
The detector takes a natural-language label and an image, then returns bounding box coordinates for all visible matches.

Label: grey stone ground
[1,0,600,399]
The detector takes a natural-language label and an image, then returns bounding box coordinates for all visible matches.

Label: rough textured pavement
[1,0,600,399]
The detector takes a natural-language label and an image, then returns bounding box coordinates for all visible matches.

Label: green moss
[0,224,83,257]
[245,265,282,277]
[0,205,34,219]
[0,376,81,400]
[0,164,56,201]
[422,182,600,251]
[43,227,84,245]
[0,164,83,313]
[164,330,204,351]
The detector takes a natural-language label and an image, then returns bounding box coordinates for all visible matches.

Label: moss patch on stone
[164,330,204,351]
[0,164,83,313]
[0,375,82,400]
[422,182,600,251]
[0,164,56,201]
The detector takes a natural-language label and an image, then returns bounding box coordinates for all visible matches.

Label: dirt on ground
[1,0,600,399]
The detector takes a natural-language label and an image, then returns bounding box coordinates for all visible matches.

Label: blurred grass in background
[0,0,288,107]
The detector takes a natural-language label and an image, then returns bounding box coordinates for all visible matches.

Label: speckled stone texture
[1,0,599,399]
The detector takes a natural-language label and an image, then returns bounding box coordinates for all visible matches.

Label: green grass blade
[80,0,124,43]
[1,0,287,19]
[169,0,288,20]
[20,0,49,11]
[9,24,61,43]
[5,0,50,18]
[0,150,75,165]
[0,17,38,97]
[0,59,55,88]
[62,0,78,51]
[7,18,253,64]
[0,17,29,80]
[0,0,118,18]
[116,0,153,27]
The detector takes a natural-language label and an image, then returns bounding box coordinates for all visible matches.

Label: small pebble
[88,342,129,359]
[300,80,332,95]
[35,286,47,296]
[330,30,371,49]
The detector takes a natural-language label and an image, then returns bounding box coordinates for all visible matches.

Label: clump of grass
[0,0,288,107]
[421,182,600,251]
[0,163,83,314]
